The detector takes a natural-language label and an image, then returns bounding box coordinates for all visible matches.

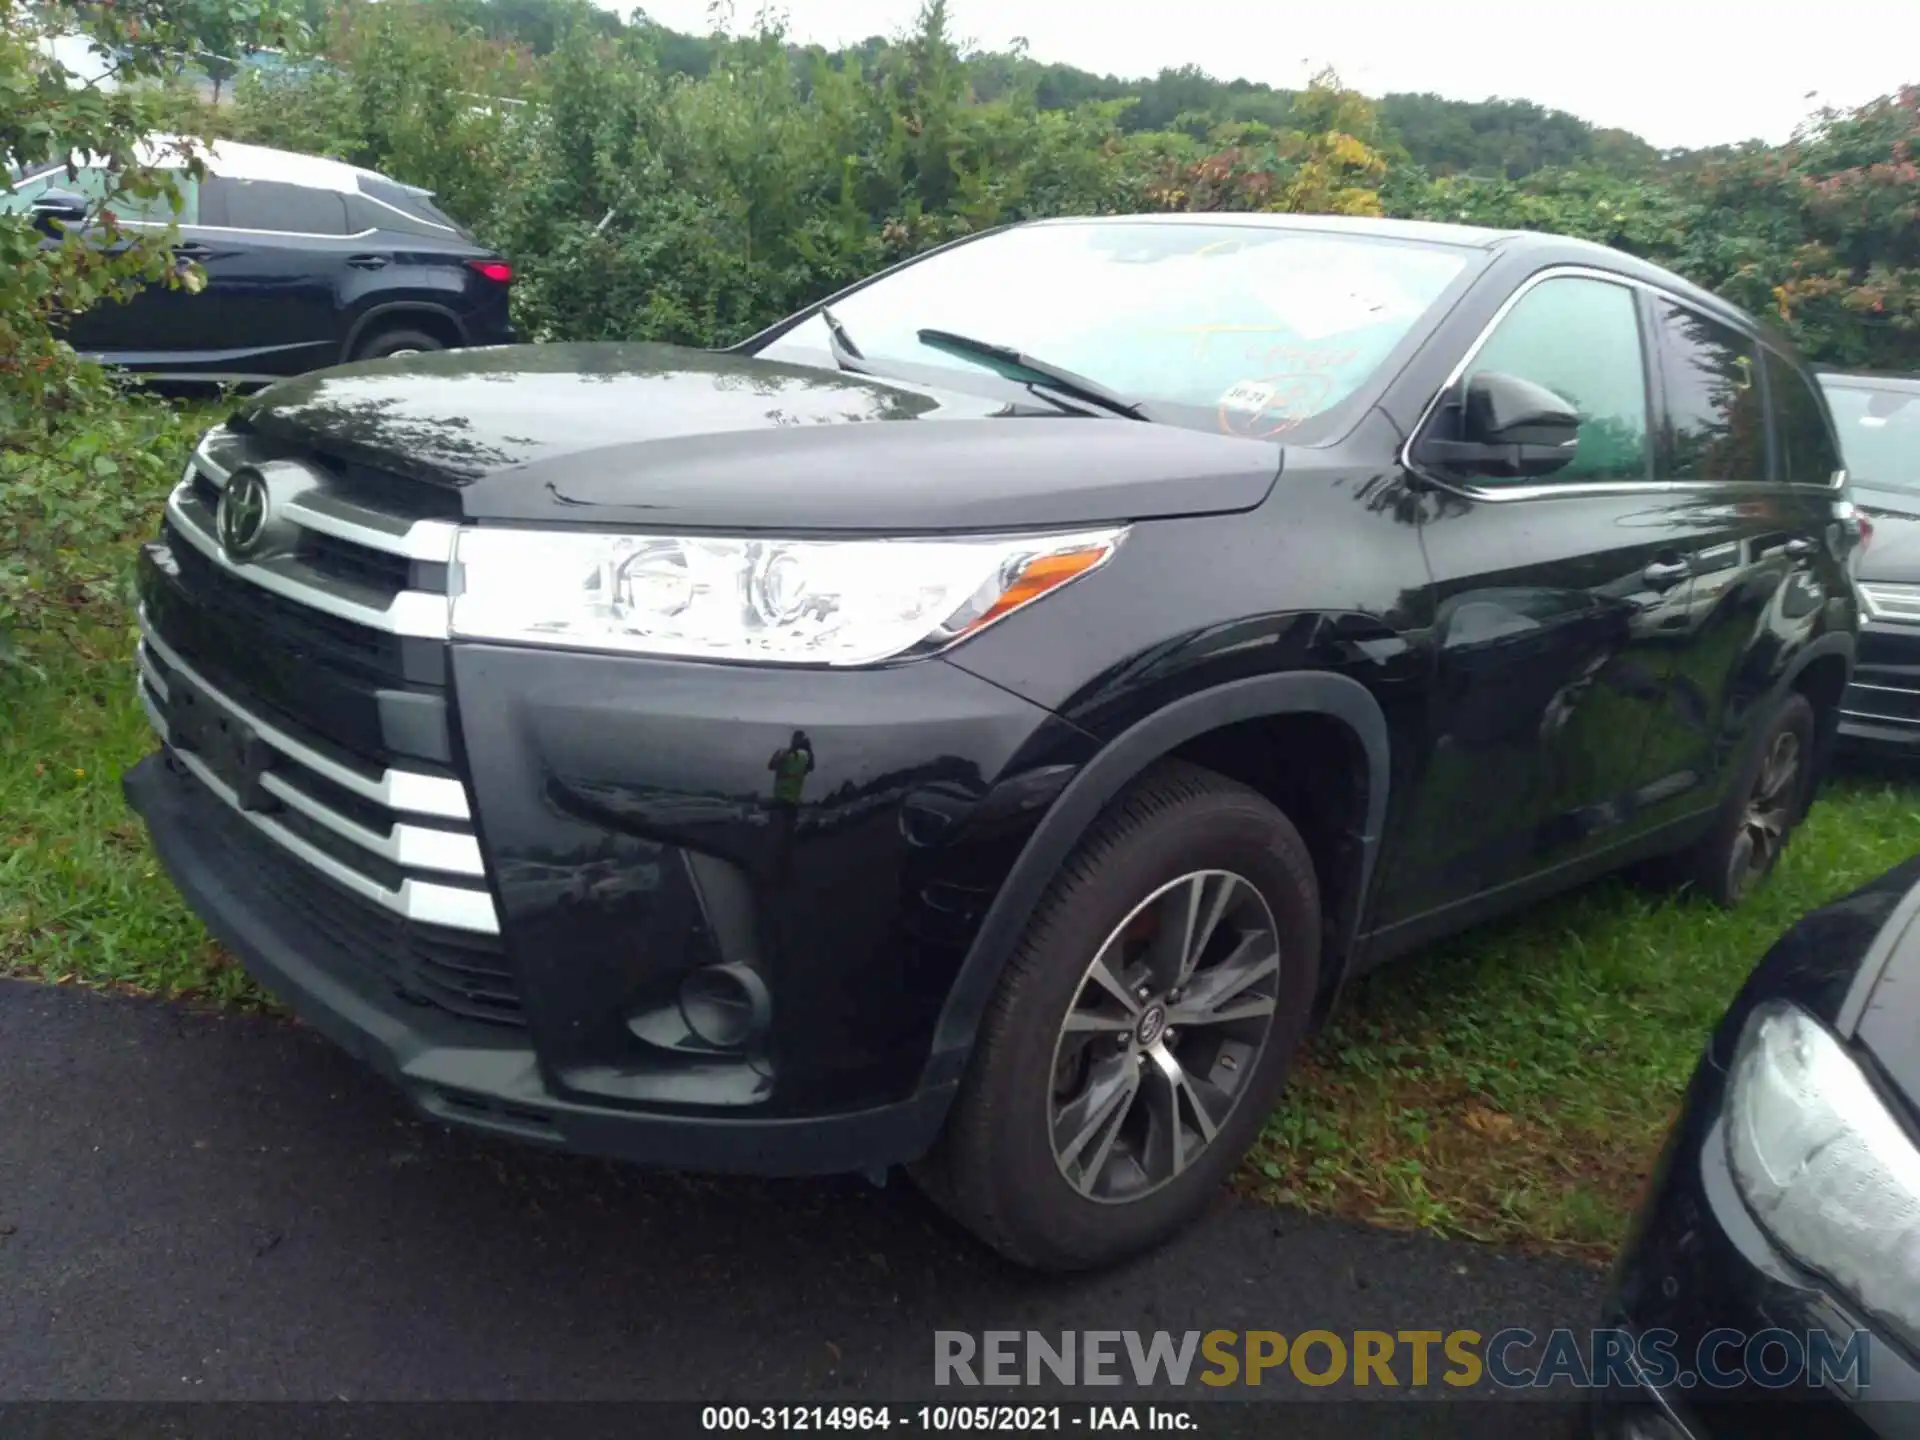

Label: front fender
[917,670,1391,1095]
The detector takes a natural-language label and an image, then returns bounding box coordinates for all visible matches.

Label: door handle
[1784,537,1818,559]
[1642,559,1691,592]
[347,254,390,270]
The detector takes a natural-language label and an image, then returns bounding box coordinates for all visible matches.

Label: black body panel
[228,343,1285,529]
[1593,855,1920,1438]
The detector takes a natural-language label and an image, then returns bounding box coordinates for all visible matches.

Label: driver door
[56,168,203,362]
[1374,272,1700,930]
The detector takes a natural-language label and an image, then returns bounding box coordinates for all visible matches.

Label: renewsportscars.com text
[933,1328,1870,1392]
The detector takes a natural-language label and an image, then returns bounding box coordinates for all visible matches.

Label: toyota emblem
[217,468,272,560]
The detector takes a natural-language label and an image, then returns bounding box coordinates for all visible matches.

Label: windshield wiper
[914,328,1147,421]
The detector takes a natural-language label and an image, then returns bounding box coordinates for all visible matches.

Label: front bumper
[1838,618,1920,754]
[125,629,1098,1175]
[126,751,959,1173]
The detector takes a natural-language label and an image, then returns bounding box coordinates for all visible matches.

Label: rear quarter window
[1655,302,1769,483]
[1764,351,1844,486]
[356,176,466,236]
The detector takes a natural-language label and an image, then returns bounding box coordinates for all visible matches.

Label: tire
[915,759,1321,1271]
[351,325,445,363]
[1676,691,1817,908]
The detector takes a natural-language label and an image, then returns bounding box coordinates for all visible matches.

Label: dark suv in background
[123,214,1861,1271]
[1820,370,1920,756]
[11,137,515,381]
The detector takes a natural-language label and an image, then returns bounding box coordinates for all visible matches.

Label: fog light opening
[677,962,771,1051]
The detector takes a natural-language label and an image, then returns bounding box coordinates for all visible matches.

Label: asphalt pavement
[0,978,1604,1431]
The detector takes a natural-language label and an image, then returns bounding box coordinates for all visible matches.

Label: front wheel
[915,760,1320,1271]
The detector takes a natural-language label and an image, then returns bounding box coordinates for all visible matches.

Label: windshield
[764,221,1473,438]
[1823,380,1920,493]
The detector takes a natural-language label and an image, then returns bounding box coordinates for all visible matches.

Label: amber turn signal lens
[952,544,1115,638]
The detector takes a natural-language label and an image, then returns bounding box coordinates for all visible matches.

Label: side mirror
[1415,371,1581,480]
[31,189,89,234]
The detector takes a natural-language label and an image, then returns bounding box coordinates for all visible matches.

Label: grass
[1244,770,1920,1262]
[0,625,265,1009]
[2,390,265,1010]
[4,393,1918,1267]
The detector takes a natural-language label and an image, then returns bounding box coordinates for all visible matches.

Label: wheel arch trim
[341,301,469,360]
[918,670,1391,1097]
[1778,629,1856,774]
[1779,630,1855,700]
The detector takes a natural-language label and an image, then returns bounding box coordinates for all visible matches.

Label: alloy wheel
[1047,870,1282,1204]
[1728,730,1801,899]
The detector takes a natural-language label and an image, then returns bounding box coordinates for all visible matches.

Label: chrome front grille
[137,614,497,933]
[138,426,499,937]
[165,430,457,638]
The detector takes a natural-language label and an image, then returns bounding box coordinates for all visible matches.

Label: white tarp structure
[37,32,120,91]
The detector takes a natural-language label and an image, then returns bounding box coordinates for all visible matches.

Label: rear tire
[1675,691,1816,908]
[915,760,1320,1272]
[351,325,445,362]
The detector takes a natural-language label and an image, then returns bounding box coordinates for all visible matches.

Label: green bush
[0,395,210,671]
[0,3,306,667]
[214,3,1918,369]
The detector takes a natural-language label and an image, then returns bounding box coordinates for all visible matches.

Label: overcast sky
[618,0,1918,151]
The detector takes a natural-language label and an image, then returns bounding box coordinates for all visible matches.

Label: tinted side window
[1657,303,1767,482]
[93,169,198,225]
[1463,276,1652,484]
[201,177,350,235]
[358,176,462,232]
[1,168,196,223]
[1765,351,1843,486]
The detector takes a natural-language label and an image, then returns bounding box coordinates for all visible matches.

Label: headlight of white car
[1725,1001,1920,1347]
[450,526,1126,666]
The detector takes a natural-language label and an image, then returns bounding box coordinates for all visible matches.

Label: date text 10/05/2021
[702,1408,1195,1432]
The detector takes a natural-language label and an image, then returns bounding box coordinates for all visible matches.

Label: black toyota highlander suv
[123,214,1863,1271]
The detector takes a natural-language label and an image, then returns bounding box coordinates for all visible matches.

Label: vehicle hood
[1854,487,1920,583]
[1852,869,1920,1116]
[230,342,1284,531]
[1708,854,1920,1120]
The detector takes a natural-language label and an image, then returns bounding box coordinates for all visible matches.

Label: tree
[4,7,185,436]
[1683,87,1920,369]
[0,0,298,665]
[1142,71,1390,217]
[0,2,302,421]
[154,0,302,102]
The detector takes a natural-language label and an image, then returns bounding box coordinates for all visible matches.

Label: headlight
[1725,1001,1920,1346]
[450,526,1125,665]
[1859,581,1920,625]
